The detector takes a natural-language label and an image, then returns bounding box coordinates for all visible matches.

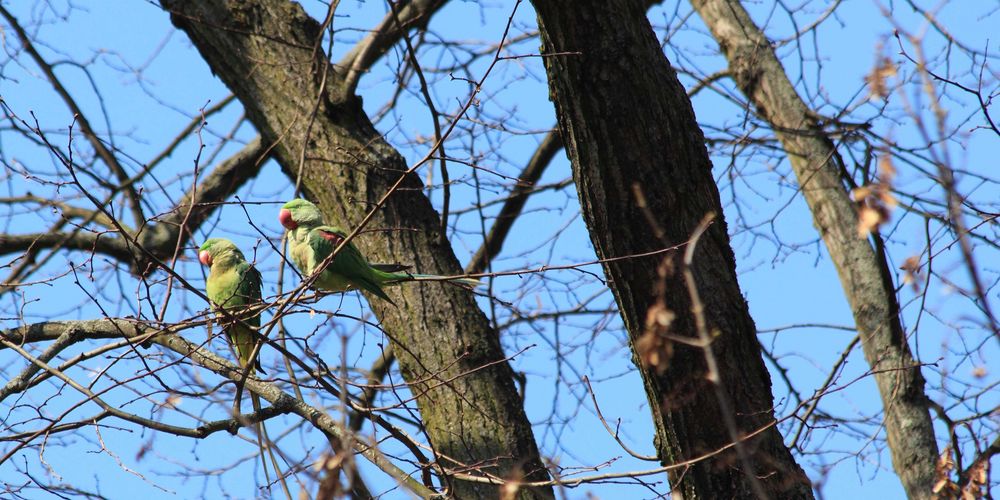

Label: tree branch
[0,138,269,278]
[466,129,563,275]
[688,1,938,496]
[138,136,268,258]
[0,5,145,228]
[0,318,438,499]
[340,0,448,94]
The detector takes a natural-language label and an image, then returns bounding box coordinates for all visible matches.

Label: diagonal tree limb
[0,5,145,228]
[688,0,938,497]
[466,129,563,276]
[0,319,437,499]
[137,136,268,259]
[340,0,448,94]
[158,1,553,498]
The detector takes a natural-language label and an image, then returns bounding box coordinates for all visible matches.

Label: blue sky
[1,1,997,498]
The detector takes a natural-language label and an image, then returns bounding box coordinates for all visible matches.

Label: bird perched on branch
[199,238,264,374]
[278,198,480,304]
[198,238,282,487]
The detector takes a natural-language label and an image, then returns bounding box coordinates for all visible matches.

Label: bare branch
[466,129,563,275]
[0,5,145,227]
[341,0,448,94]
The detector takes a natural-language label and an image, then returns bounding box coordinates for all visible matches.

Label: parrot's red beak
[278,208,297,230]
[198,250,213,266]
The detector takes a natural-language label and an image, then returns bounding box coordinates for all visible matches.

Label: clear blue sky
[1,1,997,498]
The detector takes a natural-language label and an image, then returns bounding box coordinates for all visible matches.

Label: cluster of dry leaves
[637,299,676,374]
[932,446,988,499]
[852,154,898,238]
[865,50,898,100]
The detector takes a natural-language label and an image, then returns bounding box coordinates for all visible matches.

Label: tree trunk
[689,1,938,497]
[159,1,553,497]
[532,0,812,498]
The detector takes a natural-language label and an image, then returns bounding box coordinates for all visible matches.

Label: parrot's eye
[199,250,213,266]
[278,208,297,230]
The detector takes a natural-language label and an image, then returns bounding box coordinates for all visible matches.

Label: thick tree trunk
[532,0,812,498]
[159,1,553,497]
[689,1,938,497]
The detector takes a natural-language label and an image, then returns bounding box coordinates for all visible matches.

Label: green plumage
[307,225,406,303]
[198,238,286,490]
[279,198,480,305]
[200,238,264,373]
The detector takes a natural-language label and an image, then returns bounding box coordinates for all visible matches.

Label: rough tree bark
[532,0,812,498]
[159,1,553,497]
[689,1,938,497]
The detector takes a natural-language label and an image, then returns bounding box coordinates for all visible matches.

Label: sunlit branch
[341,0,448,94]
[0,5,145,228]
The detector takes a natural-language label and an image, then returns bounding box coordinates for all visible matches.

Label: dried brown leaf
[858,204,884,237]
[931,447,960,499]
[900,255,923,291]
[879,154,897,182]
[851,186,872,201]
[866,54,898,99]
[637,301,675,374]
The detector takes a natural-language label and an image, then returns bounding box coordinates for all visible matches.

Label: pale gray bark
[689,1,938,497]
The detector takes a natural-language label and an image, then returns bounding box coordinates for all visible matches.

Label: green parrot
[198,238,279,486]
[199,238,264,375]
[278,198,480,304]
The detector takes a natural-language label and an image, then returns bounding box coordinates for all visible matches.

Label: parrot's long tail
[387,272,482,288]
[251,394,292,499]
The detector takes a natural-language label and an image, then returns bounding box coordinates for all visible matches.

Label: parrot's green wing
[207,259,264,373]
[308,226,395,304]
[234,261,262,321]
[231,260,264,371]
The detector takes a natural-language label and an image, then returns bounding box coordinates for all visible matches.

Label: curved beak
[198,250,213,266]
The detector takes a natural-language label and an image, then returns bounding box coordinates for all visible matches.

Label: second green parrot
[278,198,480,304]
